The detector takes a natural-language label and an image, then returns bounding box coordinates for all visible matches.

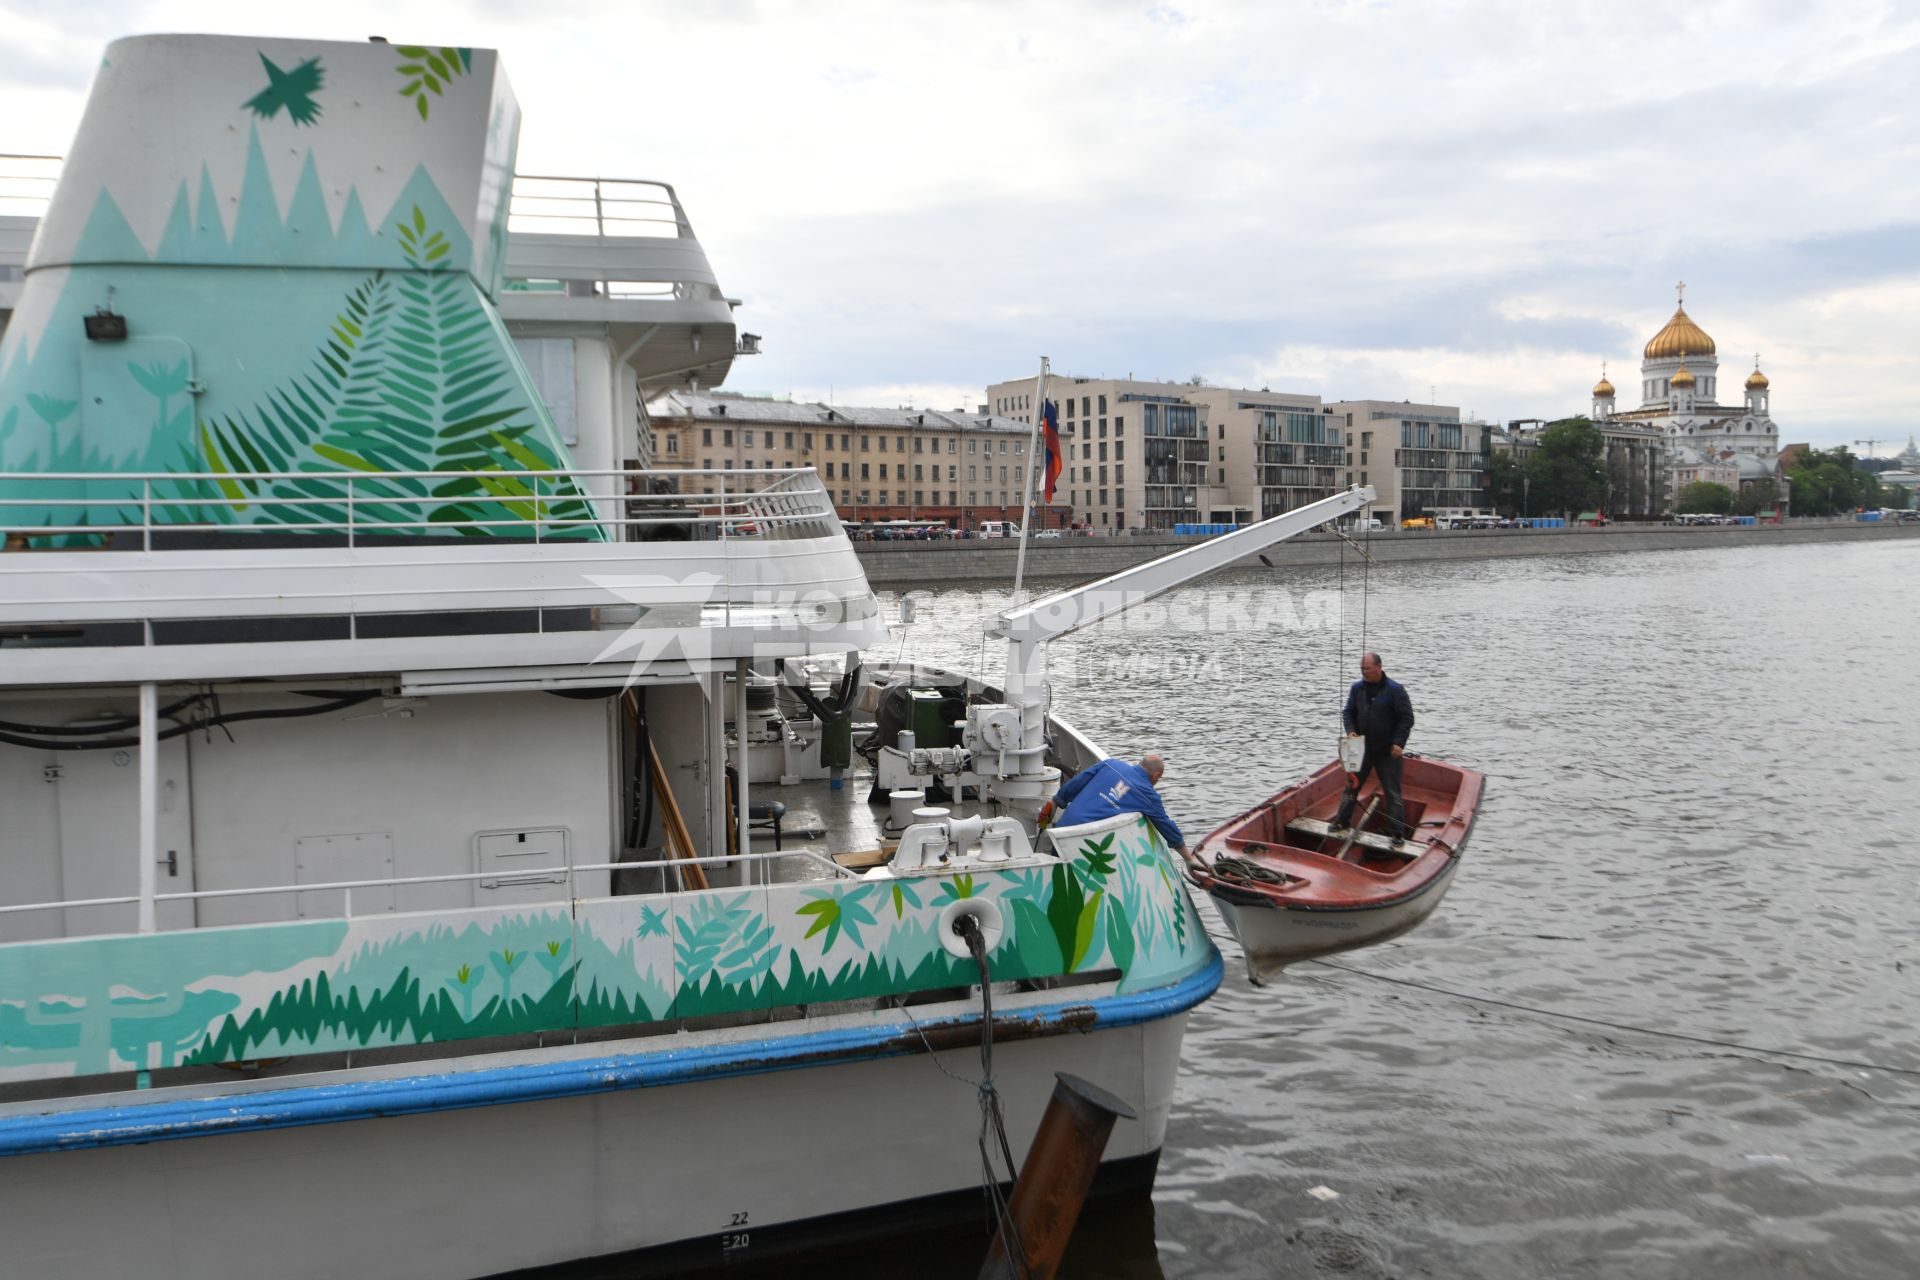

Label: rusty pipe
[978,1072,1137,1280]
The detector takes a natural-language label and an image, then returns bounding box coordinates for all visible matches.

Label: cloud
[3,0,1917,445]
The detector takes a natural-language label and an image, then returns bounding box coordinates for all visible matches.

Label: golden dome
[1745,366,1769,390]
[1644,305,1716,360]
[1593,372,1615,397]
[1670,363,1696,388]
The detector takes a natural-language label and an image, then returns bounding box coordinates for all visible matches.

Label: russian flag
[1041,399,1062,503]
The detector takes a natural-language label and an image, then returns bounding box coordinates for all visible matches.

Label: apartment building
[1324,400,1488,522]
[648,392,1035,524]
[982,376,1343,530]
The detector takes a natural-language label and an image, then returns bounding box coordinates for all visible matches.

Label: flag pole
[1013,355,1048,599]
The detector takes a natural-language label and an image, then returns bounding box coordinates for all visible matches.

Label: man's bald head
[1141,753,1166,782]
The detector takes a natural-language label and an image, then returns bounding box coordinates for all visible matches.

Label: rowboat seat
[1284,816,1419,858]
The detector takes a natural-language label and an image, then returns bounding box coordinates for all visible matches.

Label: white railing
[0,153,59,220]
[0,157,694,240]
[0,850,860,931]
[0,466,840,546]
[507,174,693,240]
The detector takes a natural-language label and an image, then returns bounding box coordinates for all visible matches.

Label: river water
[839,539,1920,1279]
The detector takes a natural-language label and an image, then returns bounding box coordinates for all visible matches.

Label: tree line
[1483,420,1903,518]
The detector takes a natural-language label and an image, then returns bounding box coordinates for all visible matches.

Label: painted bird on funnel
[244,54,325,126]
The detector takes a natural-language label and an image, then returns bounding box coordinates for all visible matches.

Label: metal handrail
[0,467,839,543]
[0,158,696,241]
[0,849,860,921]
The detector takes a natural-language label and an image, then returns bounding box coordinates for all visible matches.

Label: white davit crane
[960,483,1378,814]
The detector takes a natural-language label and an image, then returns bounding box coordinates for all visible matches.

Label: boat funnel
[0,35,584,542]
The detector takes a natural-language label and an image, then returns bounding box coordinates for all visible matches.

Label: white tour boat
[0,34,1373,1278]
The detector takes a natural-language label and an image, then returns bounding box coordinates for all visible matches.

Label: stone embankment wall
[853,520,1920,587]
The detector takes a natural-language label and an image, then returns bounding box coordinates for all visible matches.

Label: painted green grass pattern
[1,821,1204,1079]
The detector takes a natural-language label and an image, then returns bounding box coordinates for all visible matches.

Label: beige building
[982,376,1344,530]
[1324,400,1487,522]
[647,391,1034,524]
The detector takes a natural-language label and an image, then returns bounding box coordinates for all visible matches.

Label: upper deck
[1,157,747,394]
[0,465,886,688]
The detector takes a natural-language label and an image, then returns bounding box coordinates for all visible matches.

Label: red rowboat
[1190,754,1484,984]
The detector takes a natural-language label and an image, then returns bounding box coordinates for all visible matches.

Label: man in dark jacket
[1334,651,1415,838]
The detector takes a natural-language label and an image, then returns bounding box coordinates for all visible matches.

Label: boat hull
[0,973,1208,1279]
[1210,854,1461,984]
[1193,755,1482,984]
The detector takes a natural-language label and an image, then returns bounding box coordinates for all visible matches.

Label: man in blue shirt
[1334,651,1416,838]
[1040,753,1191,864]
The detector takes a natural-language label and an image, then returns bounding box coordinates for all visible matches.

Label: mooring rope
[1186,907,1920,1082]
[1307,957,1920,1081]
[957,914,1033,1279]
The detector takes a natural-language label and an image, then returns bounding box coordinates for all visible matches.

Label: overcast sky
[5,1,1917,450]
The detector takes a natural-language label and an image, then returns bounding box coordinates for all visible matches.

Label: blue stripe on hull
[0,949,1223,1157]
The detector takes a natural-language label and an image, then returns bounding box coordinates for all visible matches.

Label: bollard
[978,1073,1137,1280]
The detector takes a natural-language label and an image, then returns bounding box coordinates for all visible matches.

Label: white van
[978,520,1021,539]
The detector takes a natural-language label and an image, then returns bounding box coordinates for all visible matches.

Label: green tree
[1523,417,1606,516]
[1732,478,1779,517]
[1678,480,1736,514]
[1788,446,1878,516]
[1486,448,1525,516]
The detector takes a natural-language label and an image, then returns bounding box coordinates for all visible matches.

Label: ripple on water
[863,543,1920,1278]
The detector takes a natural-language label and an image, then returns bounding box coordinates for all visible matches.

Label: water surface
[851,540,1920,1279]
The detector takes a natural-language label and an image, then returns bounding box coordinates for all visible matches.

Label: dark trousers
[1335,748,1407,836]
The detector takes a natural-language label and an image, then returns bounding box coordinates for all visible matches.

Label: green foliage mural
[0,130,583,541]
[165,205,593,537]
[0,819,1208,1084]
[674,893,780,1000]
[396,45,472,121]
[797,885,881,954]
[244,54,325,127]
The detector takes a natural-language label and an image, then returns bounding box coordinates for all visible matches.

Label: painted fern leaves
[395,45,472,121]
[176,205,590,537]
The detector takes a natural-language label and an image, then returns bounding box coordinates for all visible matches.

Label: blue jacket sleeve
[1053,760,1097,810]
[1391,683,1415,747]
[1342,683,1359,734]
[1137,786,1184,850]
